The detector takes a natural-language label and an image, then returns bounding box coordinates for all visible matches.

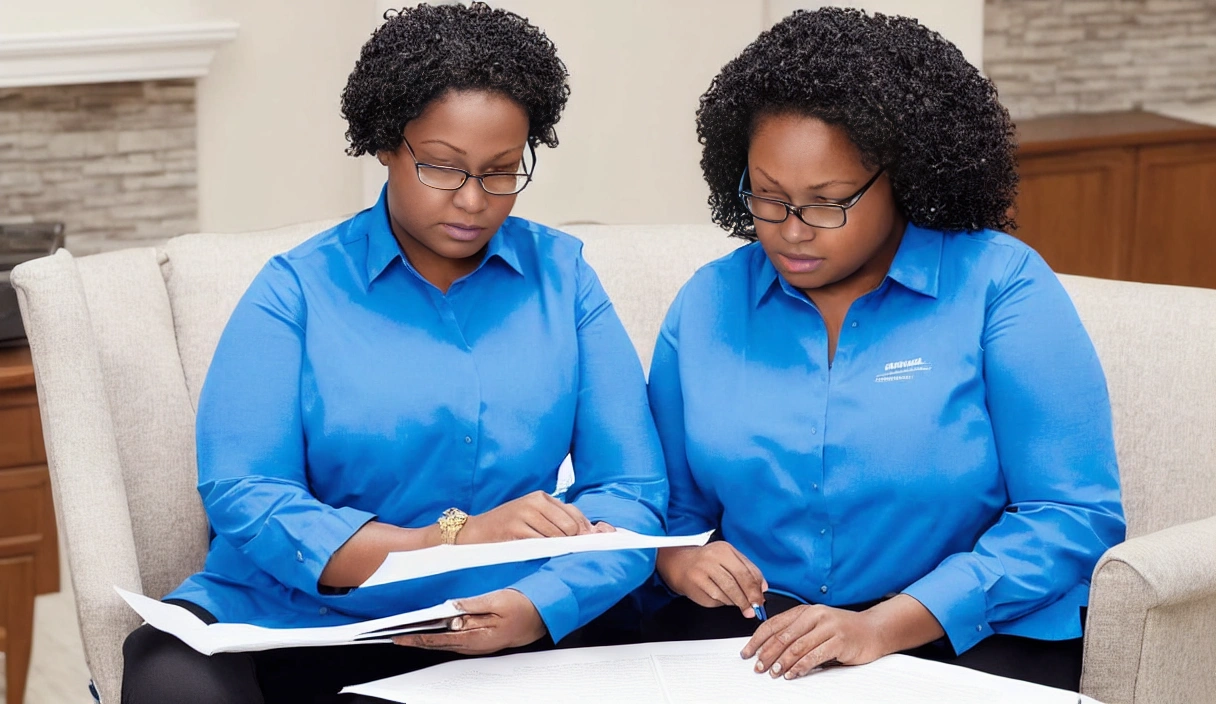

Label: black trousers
[641,594,1084,692]
[121,601,558,704]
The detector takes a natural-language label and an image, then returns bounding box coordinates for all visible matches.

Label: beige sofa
[12,220,1216,704]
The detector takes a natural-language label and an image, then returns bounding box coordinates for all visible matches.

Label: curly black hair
[341,2,569,157]
[698,7,1018,239]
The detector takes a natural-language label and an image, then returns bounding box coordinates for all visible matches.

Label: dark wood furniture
[0,345,59,704]
[1014,110,1216,288]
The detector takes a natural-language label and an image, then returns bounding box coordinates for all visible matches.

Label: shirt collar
[752,222,943,307]
[752,248,783,307]
[483,221,525,277]
[364,186,401,285]
[884,222,942,299]
[363,184,525,288]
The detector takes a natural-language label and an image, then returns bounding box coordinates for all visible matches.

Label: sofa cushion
[568,223,739,371]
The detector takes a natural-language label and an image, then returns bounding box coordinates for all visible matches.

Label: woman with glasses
[644,8,1123,691]
[121,5,666,702]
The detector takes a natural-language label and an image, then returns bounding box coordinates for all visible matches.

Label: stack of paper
[343,638,1096,704]
[115,588,461,655]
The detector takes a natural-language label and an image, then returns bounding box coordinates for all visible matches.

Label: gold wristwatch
[438,507,469,545]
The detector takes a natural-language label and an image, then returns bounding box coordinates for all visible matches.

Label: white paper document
[115,587,462,655]
[360,529,714,588]
[343,637,1093,704]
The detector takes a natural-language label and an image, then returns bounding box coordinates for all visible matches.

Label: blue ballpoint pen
[752,602,767,622]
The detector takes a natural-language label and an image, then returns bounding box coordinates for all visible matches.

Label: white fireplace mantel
[0,21,238,89]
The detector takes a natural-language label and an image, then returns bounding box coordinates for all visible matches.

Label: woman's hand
[460,491,594,543]
[392,589,547,655]
[657,542,768,618]
[741,604,885,678]
[740,595,944,679]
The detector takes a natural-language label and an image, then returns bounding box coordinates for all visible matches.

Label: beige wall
[0,0,211,32]
[486,0,766,227]
[195,0,370,232]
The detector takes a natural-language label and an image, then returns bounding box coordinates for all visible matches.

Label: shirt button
[296,551,304,562]
[812,483,819,491]
[851,321,858,328]
[319,607,328,615]
[810,427,817,435]
[464,436,472,444]
[976,625,983,632]
[820,585,829,594]
[820,528,826,535]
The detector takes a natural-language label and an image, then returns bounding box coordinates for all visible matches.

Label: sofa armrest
[1081,514,1216,704]
[12,251,144,704]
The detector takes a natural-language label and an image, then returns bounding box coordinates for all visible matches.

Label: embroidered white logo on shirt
[875,357,932,382]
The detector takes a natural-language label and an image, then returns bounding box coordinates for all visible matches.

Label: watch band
[438,507,469,545]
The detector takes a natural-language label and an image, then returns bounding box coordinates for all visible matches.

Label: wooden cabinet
[1014,111,1216,288]
[0,345,58,704]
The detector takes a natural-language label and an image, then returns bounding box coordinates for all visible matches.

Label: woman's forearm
[863,594,947,655]
[318,521,443,588]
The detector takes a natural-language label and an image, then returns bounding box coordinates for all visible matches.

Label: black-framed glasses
[402,137,535,195]
[738,167,884,229]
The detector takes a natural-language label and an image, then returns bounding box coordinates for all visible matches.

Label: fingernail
[451,617,463,630]
[744,607,755,619]
[784,671,796,680]
[770,662,782,676]
[754,661,765,673]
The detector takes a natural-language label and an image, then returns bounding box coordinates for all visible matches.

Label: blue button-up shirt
[166,189,667,642]
[647,224,1125,653]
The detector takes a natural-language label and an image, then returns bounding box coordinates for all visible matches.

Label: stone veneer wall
[0,80,197,255]
[984,0,1216,120]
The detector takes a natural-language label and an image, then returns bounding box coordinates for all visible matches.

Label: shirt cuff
[902,558,997,655]
[571,489,665,535]
[508,570,580,643]
[288,505,377,594]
